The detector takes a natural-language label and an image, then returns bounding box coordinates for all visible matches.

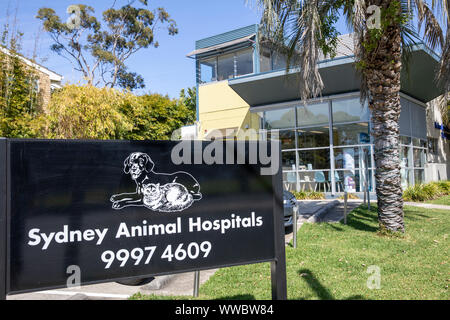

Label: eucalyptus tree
[258,0,449,232]
[36,0,178,90]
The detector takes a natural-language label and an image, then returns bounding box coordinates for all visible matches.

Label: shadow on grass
[296,269,365,300]
[343,207,379,233]
[214,294,256,300]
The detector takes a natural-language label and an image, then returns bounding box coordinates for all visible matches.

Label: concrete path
[404,202,450,211]
[320,201,363,223]
[285,200,362,245]
[8,269,218,300]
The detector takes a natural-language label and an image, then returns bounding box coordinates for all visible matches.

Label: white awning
[187,34,256,58]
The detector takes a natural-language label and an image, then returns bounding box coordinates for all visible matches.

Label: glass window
[282,151,296,171]
[414,169,425,185]
[335,169,365,192]
[413,148,426,168]
[297,102,329,127]
[200,57,216,83]
[217,53,235,81]
[428,137,438,155]
[399,146,411,168]
[298,149,330,170]
[332,98,369,124]
[334,146,372,170]
[236,49,253,77]
[333,123,370,146]
[279,130,296,150]
[259,47,271,73]
[400,167,411,190]
[272,51,287,70]
[400,136,411,145]
[297,126,330,148]
[412,138,421,147]
[420,139,427,148]
[264,108,296,129]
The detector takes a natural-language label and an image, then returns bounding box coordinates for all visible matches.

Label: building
[0,47,63,108]
[187,24,449,195]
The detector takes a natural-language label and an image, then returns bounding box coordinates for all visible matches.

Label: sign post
[0,139,6,300]
[0,139,286,300]
[271,151,287,300]
[193,271,200,297]
[293,202,298,249]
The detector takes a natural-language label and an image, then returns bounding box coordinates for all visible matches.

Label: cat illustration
[142,182,194,212]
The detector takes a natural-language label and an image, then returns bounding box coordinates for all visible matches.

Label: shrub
[0,48,43,138]
[42,85,135,140]
[41,85,196,140]
[292,191,325,200]
[403,181,450,202]
[338,193,360,200]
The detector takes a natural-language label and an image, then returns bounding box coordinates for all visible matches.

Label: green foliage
[37,1,178,90]
[360,1,410,62]
[42,85,196,140]
[43,85,134,139]
[179,86,197,123]
[403,181,450,202]
[121,93,195,140]
[292,191,325,200]
[338,193,361,200]
[0,33,43,138]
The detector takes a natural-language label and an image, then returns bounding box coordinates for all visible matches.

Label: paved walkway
[8,270,217,300]
[404,202,450,211]
[285,200,362,245]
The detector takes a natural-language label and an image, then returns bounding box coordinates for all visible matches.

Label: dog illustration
[110,152,202,212]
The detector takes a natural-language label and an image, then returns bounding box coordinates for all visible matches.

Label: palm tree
[257,0,449,232]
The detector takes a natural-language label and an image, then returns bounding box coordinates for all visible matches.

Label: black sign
[0,139,286,299]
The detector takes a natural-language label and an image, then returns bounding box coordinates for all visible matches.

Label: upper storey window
[259,46,288,73]
[198,48,254,83]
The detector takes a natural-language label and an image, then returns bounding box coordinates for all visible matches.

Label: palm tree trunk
[364,2,404,232]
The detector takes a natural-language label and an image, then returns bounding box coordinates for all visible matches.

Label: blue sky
[0,1,355,98]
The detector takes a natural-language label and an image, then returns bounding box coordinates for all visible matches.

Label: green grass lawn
[426,195,450,206]
[131,205,449,300]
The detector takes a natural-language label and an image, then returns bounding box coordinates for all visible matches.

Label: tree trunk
[364,1,404,232]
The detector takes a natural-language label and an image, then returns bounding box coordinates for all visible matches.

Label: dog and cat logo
[110,152,202,212]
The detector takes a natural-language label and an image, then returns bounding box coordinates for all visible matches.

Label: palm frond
[258,0,343,102]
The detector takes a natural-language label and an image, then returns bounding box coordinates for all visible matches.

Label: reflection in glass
[332,98,369,123]
[333,123,370,146]
[279,130,296,150]
[297,102,329,127]
[265,108,296,129]
[259,48,271,72]
[400,167,410,190]
[297,127,330,148]
[200,57,216,83]
[297,149,330,170]
[282,151,296,170]
[236,49,253,77]
[334,146,371,169]
[400,136,411,145]
[272,51,287,70]
[399,146,410,167]
[335,169,366,192]
[413,148,426,167]
[414,169,425,185]
[217,53,235,81]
